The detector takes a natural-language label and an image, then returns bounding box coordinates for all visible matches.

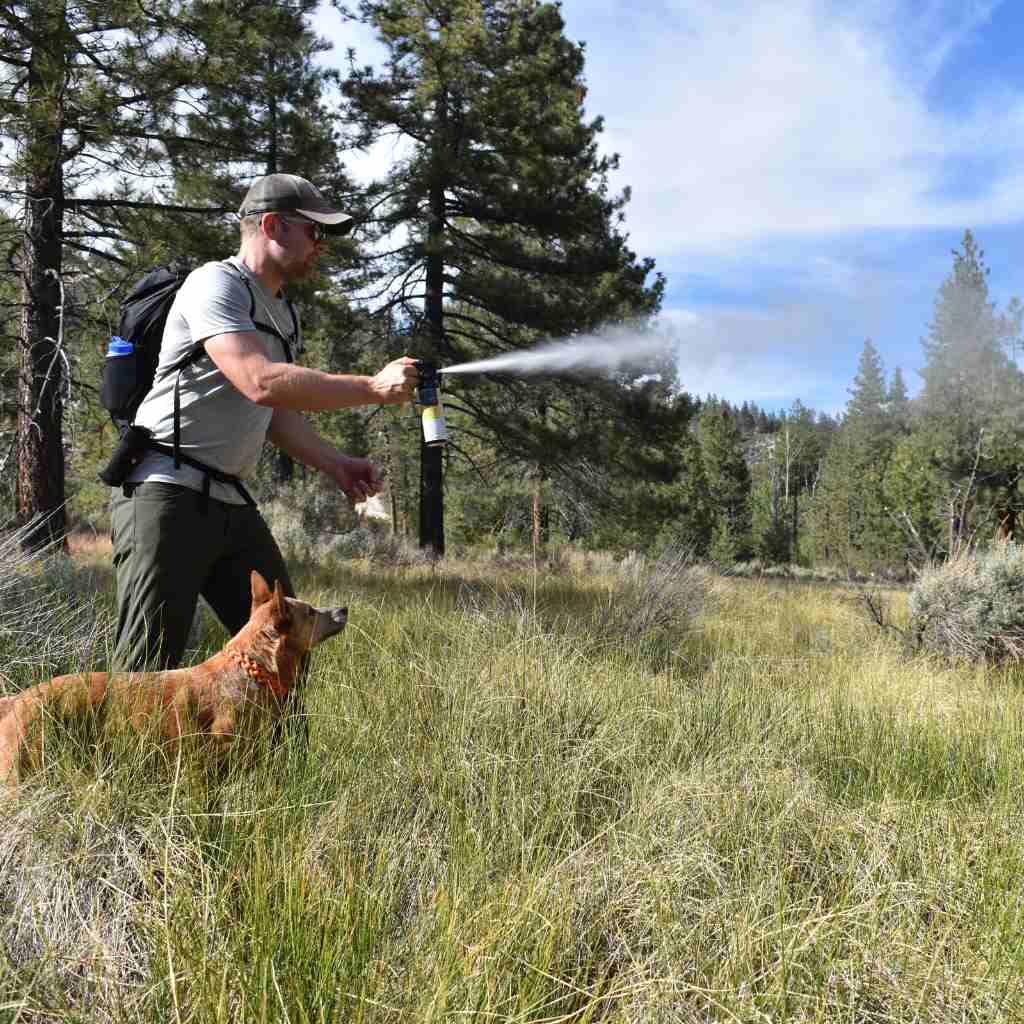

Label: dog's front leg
[209,709,237,756]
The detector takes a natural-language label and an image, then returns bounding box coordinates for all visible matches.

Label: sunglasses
[279,215,327,244]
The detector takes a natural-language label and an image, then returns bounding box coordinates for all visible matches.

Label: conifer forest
[0,0,1021,571]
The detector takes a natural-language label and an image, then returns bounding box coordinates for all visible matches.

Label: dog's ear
[250,571,272,609]
[270,579,292,628]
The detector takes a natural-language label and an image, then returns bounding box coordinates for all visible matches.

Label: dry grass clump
[908,542,1024,663]
[0,520,113,687]
[0,787,159,1014]
[591,545,711,644]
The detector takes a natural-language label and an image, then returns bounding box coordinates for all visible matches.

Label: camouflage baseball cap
[238,174,353,235]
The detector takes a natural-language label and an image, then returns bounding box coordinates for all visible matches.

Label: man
[111,173,418,672]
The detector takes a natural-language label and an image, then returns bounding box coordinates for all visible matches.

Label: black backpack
[100,264,193,429]
[98,261,297,501]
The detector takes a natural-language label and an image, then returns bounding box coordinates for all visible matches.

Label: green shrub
[907,542,1024,663]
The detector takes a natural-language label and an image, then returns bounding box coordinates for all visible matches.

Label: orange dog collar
[227,650,288,701]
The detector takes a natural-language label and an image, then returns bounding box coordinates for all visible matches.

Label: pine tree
[0,0,210,546]
[881,431,946,564]
[917,230,1024,546]
[341,0,665,554]
[845,339,887,438]
[697,402,750,557]
[888,366,909,427]
[806,339,905,572]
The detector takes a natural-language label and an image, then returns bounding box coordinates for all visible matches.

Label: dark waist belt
[98,423,256,509]
[145,440,257,507]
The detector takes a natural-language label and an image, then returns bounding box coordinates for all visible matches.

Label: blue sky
[313,1,1024,415]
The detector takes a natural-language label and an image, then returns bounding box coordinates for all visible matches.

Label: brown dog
[0,571,347,790]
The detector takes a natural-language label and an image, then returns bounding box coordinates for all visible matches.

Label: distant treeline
[443,231,1022,575]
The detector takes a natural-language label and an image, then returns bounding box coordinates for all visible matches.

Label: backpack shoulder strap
[163,261,295,472]
[223,259,296,364]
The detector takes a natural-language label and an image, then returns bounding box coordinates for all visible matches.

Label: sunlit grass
[1,549,1023,1021]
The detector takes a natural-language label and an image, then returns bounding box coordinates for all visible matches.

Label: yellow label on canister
[421,402,449,445]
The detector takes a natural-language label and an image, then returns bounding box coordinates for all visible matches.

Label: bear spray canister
[414,361,449,446]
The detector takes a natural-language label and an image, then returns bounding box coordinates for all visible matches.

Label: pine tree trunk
[530,399,549,557]
[419,263,446,551]
[17,17,68,552]
[532,476,541,558]
[418,107,446,557]
[264,85,297,486]
[530,464,549,556]
[385,418,404,535]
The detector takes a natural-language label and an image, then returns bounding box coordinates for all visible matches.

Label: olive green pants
[110,482,293,672]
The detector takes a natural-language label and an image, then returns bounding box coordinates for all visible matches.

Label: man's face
[266,213,324,280]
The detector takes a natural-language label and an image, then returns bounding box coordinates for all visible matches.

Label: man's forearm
[203,335,416,409]
[253,362,381,410]
[266,408,341,472]
[267,409,382,505]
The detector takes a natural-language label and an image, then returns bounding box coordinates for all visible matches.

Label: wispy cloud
[559,0,1020,257]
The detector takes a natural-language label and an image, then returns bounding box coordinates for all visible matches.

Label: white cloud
[558,0,1021,258]
[312,1,1022,256]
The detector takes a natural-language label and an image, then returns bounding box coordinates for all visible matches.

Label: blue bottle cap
[107,336,133,356]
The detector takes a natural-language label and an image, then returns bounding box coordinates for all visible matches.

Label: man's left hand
[331,455,383,505]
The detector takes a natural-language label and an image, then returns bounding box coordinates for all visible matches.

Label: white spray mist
[439,324,675,377]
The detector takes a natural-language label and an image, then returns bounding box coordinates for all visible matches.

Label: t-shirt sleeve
[178,263,255,344]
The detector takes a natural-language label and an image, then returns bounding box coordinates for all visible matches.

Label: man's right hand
[370,356,419,404]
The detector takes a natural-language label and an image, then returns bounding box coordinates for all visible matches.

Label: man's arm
[266,408,382,504]
[204,331,417,410]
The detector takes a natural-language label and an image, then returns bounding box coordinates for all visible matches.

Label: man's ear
[250,571,272,609]
[261,211,284,240]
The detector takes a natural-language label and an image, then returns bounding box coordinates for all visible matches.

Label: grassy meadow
[1,539,1023,1022]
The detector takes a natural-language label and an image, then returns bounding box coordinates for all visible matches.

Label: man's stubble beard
[278,252,317,284]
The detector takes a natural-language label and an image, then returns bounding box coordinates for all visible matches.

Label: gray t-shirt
[128,257,299,505]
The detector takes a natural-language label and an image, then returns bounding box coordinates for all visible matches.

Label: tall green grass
[1,549,1022,1021]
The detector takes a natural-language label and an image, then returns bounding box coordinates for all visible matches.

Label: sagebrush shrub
[592,545,710,644]
[907,542,1024,663]
[261,479,425,565]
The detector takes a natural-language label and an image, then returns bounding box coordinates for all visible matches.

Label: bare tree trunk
[530,402,549,558]
[385,418,404,535]
[531,470,545,558]
[418,95,447,557]
[17,14,68,552]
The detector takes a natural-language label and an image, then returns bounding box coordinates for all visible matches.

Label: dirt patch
[67,529,112,558]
